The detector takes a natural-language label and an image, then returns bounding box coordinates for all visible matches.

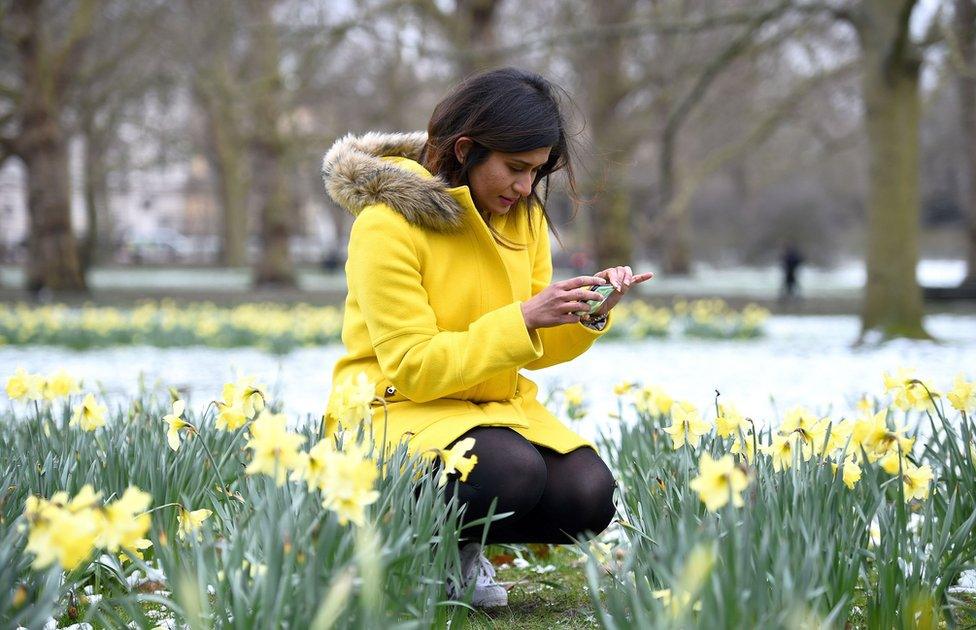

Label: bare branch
[786,0,858,25]
[647,59,859,239]
[420,2,800,62]
[52,0,100,99]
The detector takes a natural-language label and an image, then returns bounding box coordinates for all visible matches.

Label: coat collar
[321,131,468,233]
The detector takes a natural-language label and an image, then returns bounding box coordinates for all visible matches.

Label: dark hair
[420,67,578,250]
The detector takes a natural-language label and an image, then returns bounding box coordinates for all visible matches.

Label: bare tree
[0,0,97,292]
[846,0,932,339]
[954,0,975,286]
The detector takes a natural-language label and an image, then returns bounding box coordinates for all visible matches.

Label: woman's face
[455,139,551,217]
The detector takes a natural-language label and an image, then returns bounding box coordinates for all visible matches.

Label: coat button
[385,386,396,396]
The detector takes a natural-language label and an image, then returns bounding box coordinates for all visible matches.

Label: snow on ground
[2,315,973,444]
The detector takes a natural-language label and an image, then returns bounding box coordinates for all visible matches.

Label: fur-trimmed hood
[321,131,467,233]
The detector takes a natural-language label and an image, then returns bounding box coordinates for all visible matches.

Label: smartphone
[584,283,616,314]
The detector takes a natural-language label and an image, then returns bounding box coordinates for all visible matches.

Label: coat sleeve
[521,211,614,371]
[347,206,544,403]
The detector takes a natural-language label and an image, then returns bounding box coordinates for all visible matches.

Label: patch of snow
[1,315,974,440]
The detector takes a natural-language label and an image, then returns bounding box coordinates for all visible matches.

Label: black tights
[440,427,617,544]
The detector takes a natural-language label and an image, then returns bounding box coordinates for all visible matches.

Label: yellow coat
[321,131,614,456]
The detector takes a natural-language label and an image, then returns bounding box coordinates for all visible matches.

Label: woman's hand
[589,266,654,317]
[520,275,610,331]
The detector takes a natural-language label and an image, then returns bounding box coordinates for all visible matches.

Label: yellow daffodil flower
[6,367,45,402]
[24,485,105,570]
[177,506,212,541]
[634,385,673,417]
[730,430,755,463]
[216,400,247,431]
[780,406,830,459]
[664,402,710,449]
[320,441,380,526]
[437,437,479,487]
[883,368,938,412]
[564,384,585,407]
[163,399,194,451]
[244,410,306,485]
[44,369,81,399]
[947,375,976,414]
[613,381,637,396]
[761,433,797,471]
[97,487,152,552]
[325,371,376,433]
[715,403,747,439]
[901,461,933,502]
[689,453,749,511]
[831,457,862,489]
[69,393,107,432]
[292,438,334,492]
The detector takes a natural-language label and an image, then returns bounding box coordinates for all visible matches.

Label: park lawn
[468,543,602,629]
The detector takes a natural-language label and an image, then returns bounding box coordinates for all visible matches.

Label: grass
[468,544,601,630]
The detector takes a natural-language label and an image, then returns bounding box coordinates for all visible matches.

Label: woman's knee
[555,449,617,535]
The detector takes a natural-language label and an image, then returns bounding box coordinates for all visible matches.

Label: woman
[321,67,653,608]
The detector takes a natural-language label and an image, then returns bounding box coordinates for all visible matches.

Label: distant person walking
[780,241,803,301]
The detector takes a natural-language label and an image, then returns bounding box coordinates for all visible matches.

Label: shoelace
[475,553,499,586]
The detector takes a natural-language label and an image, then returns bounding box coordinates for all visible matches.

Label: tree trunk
[957,0,976,286]
[454,0,500,78]
[201,89,249,267]
[22,128,87,292]
[13,0,86,292]
[583,0,634,271]
[81,116,113,270]
[248,0,295,287]
[857,0,928,339]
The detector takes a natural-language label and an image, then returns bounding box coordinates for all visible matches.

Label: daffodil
[6,368,45,402]
[780,406,829,459]
[883,368,938,412]
[761,433,797,471]
[861,411,914,464]
[652,588,700,618]
[222,376,266,418]
[69,393,107,431]
[292,438,334,492]
[664,402,710,449]
[216,400,247,431]
[689,453,749,511]
[24,485,104,570]
[177,506,212,541]
[437,437,479,487]
[320,441,381,526]
[97,487,152,552]
[715,403,747,439]
[163,399,194,451]
[613,381,637,396]
[564,384,585,407]
[831,457,862,489]
[901,461,933,502]
[563,384,587,421]
[325,371,376,433]
[730,430,755,463]
[634,385,673,417]
[244,410,306,485]
[947,375,976,414]
[823,418,855,456]
[44,370,81,399]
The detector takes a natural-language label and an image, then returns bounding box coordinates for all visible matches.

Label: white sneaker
[447,542,508,608]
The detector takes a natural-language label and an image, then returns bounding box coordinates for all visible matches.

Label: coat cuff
[501,301,545,361]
